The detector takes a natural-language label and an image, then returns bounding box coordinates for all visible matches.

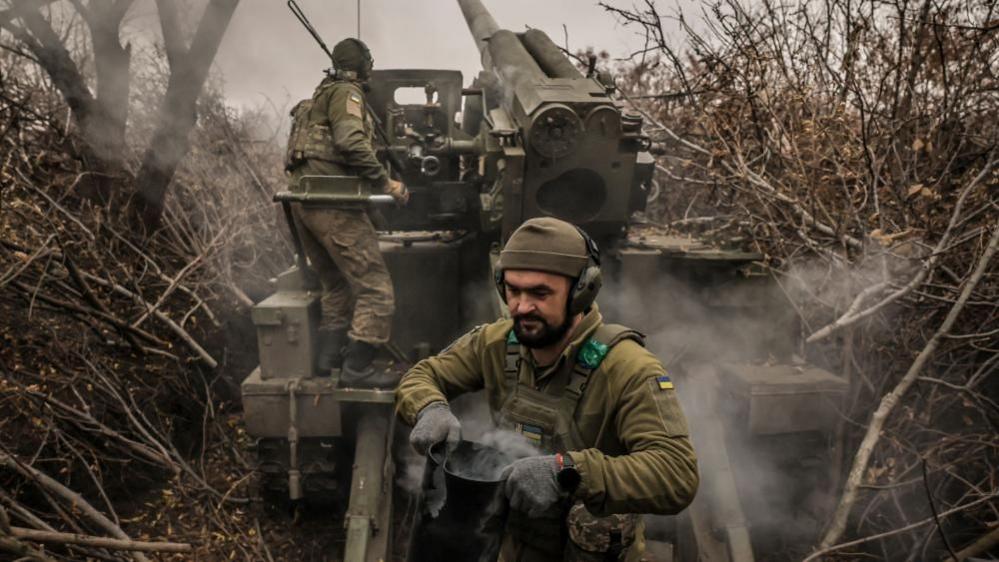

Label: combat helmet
[331,38,374,80]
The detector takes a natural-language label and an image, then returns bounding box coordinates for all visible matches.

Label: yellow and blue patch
[517,423,544,443]
[656,375,675,390]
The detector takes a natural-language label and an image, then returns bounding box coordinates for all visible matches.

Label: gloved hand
[502,455,564,518]
[386,178,409,205]
[409,401,460,455]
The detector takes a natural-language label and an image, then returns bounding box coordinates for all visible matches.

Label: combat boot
[316,328,348,373]
[340,339,399,388]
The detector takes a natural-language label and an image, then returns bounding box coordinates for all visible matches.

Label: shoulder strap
[593,323,646,350]
[556,324,645,451]
[313,79,361,102]
[504,329,520,388]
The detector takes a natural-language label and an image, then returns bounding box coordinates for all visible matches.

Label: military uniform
[396,305,699,561]
[285,75,394,344]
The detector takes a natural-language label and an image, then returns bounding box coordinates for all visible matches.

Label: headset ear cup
[569,266,602,316]
[494,269,507,303]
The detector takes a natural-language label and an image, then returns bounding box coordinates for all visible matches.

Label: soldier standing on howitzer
[285,38,408,387]
[396,217,699,561]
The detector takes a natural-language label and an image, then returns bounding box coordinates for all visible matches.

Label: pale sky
[210,0,687,109]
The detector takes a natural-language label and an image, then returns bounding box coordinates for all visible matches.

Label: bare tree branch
[817,222,999,549]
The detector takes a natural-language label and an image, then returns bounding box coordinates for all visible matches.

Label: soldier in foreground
[285,38,408,385]
[396,217,699,561]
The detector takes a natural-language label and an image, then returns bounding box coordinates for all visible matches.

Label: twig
[131,256,202,328]
[807,160,997,343]
[944,526,999,562]
[923,458,959,559]
[63,252,144,352]
[10,526,192,553]
[17,170,95,240]
[81,274,219,368]
[10,279,168,347]
[0,537,59,562]
[817,223,999,550]
[254,518,275,562]
[0,453,152,562]
[805,492,999,561]
[0,489,57,532]
[0,235,54,289]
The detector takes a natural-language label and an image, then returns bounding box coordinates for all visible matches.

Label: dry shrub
[0,40,324,559]
[606,0,997,558]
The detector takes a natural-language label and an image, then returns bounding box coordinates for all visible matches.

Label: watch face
[558,467,582,492]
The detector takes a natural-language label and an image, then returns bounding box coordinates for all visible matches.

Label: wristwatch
[555,452,582,494]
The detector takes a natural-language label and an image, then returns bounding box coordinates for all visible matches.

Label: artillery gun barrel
[457,0,499,60]
[520,29,583,79]
[457,0,545,112]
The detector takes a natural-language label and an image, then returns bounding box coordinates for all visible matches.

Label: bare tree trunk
[1,0,132,198]
[80,1,134,177]
[133,0,240,230]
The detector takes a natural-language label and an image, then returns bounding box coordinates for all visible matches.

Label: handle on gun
[273,191,395,206]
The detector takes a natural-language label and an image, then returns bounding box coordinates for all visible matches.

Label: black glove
[409,402,461,455]
[502,455,564,518]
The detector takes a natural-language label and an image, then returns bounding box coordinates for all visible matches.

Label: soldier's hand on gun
[386,178,409,205]
[409,401,460,455]
[501,455,564,518]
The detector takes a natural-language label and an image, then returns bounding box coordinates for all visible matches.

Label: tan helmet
[495,217,602,315]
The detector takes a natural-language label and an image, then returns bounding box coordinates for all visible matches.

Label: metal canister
[407,440,515,562]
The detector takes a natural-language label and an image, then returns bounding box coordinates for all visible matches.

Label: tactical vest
[284,80,372,172]
[497,324,645,562]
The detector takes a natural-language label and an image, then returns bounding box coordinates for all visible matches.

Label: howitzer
[243,2,847,561]
[358,0,655,241]
[456,0,654,240]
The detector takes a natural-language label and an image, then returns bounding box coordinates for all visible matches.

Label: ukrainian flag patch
[656,375,675,390]
[517,423,543,442]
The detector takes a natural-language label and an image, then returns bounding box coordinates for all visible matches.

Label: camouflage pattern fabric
[286,78,388,191]
[291,203,394,344]
[284,74,396,344]
[285,98,337,168]
[565,503,638,561]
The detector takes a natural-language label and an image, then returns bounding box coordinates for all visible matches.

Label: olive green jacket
[291,78,388,189]
[396,307,699,517]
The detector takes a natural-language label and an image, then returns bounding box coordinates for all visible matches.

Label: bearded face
[503,270,574,349]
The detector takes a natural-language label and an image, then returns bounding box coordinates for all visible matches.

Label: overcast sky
[210,0,687,109]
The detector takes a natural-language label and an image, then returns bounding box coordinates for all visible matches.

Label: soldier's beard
[513,312,572,349]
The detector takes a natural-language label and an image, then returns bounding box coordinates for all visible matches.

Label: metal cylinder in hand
[274,175,396,206]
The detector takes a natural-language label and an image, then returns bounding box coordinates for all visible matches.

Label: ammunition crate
[718,363,847,435]
[241,368,342,438]
[251,290,319,380]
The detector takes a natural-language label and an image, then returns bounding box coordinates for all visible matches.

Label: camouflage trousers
[500,503,643,562]
[565,504,640,562]
[291,204,394,344]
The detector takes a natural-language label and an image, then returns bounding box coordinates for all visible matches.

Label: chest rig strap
[503,324,645,451]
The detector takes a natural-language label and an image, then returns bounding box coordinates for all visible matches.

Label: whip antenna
[287,0,333,60]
